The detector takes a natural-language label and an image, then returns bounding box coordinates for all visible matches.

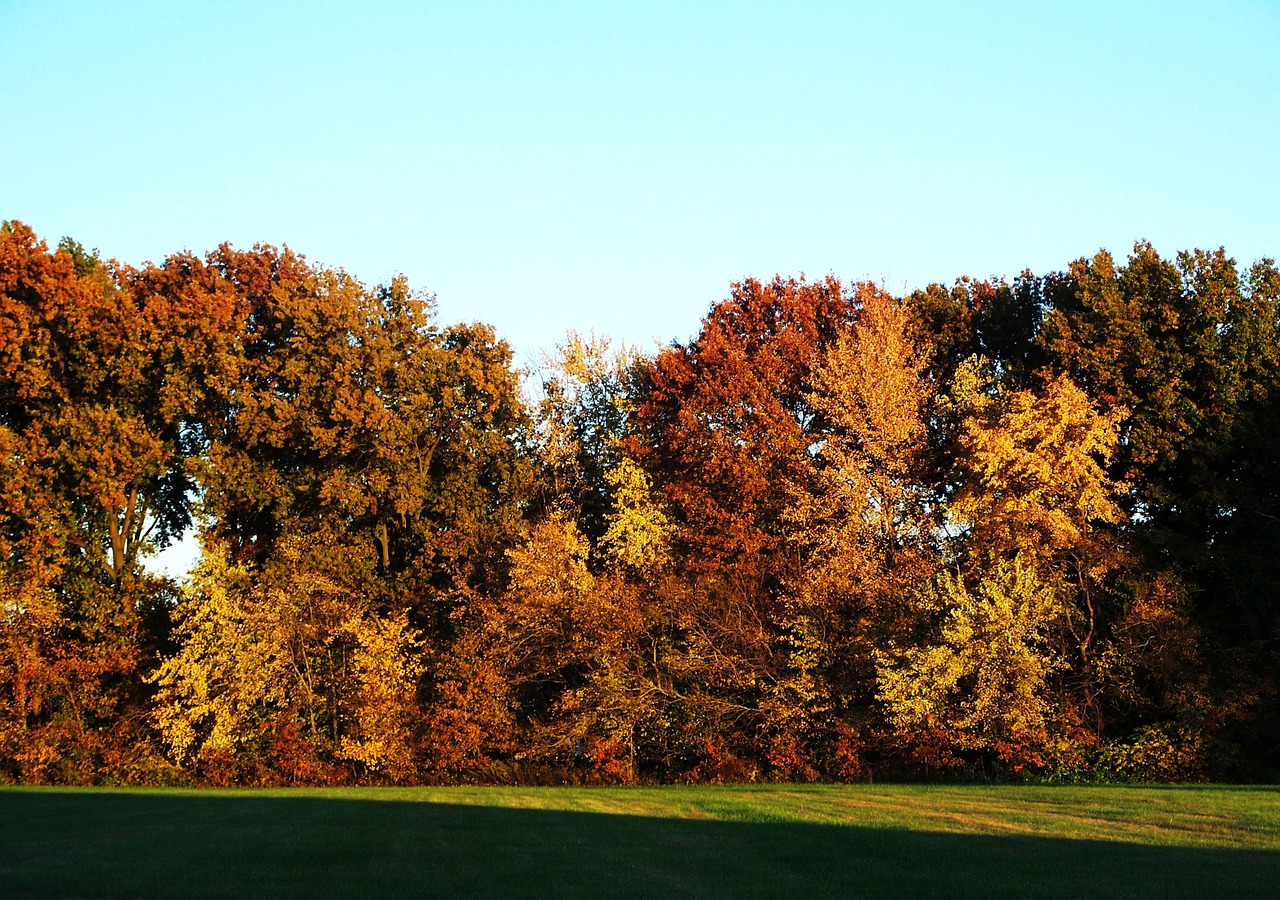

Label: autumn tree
[949,369,1128,573]
[530,332,639,537]
[455,512,653,780]
[0,225,200,587]
[626,276,856,773]
[0,221,207,782]
[152,534,424,783]
[772,283,941,776]
[877,559,1062,769]
[144,243,532,781]
[5,216,1277,784]
[633,276,851,575]
[192,247,529,596]
[432,333,686,782]
[879,367,1130,769]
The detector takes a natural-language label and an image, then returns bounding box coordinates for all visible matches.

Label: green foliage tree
[1037,244,1280,772]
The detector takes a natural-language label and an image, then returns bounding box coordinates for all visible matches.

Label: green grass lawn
[2,783,1277,898]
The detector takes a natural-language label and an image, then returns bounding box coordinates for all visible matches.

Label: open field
[2,784,1277,898]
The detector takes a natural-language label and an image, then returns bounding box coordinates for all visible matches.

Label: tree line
[2,219,1277,785]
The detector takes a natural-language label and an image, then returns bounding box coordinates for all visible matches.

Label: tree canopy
[2,220,1276,785]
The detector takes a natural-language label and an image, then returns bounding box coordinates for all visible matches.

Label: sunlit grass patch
[2,784,1277,898]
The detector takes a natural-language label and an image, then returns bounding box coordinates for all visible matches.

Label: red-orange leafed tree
[629,275,855,776]
[633,275,852,576]
[0,222,212,783]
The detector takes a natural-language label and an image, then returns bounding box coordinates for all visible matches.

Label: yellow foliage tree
[150,549,290,764]
[877,367,1132,768]
[600,456,674,573]
[795,284,938,582]
[772,284,940,775]
[532,331,639,538]
[950,367,1128,572]
[876,558,1060,765]
[152,535,423,780]
[949,367,1130,716]
[338,609,423,779]
[469,511,663,778]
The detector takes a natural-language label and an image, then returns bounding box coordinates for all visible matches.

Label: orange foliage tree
[0,221,208,782]
[144,242,531,781]
[629,276,859,776]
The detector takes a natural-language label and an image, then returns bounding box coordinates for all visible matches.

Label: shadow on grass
[1,789,1276,899]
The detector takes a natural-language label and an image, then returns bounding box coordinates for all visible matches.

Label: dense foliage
[2,220,1276,784]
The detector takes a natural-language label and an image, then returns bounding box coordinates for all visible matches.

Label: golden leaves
[601,457,674,572]
[951,370,1128,566]
[338,610,424,778]
[876,558,1060,756]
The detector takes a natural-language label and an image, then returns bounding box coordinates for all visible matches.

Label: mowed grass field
[2,784,1277,898]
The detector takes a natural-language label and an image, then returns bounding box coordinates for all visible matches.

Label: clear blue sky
[4,0,1279,371]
